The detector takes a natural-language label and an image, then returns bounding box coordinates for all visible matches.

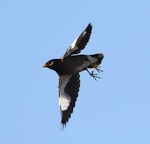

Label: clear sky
[0,0,150,144]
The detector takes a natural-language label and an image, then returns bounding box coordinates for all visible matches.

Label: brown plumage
[42,23,104,127]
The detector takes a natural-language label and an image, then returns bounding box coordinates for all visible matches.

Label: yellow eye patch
[49,61,54,66]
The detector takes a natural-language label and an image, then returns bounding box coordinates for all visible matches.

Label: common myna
[42,23,104,127]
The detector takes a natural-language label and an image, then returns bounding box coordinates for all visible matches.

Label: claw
[96,68,103,73]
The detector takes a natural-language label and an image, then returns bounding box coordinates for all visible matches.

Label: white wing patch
[59,75,72,111]
[70,36,78,48]
[69,31,86,51]
[65,37,79,56]
[65,30,87,57]
[59,95,71,111]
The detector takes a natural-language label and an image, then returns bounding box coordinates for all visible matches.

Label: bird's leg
[86,68,101,80]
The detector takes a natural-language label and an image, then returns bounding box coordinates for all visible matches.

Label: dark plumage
[42,23,104,127]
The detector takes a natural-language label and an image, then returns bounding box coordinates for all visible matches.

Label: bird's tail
[87,53,104,68]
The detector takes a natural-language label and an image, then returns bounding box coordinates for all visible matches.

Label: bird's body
[42,23,104,127]
[46,54,103,75]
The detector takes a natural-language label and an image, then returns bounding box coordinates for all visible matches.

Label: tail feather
[87,53,104,68]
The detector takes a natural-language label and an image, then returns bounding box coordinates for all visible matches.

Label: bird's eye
[49,61,54,66]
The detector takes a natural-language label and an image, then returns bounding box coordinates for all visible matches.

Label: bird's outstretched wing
[61,23,92,59]
[59,74,80,126]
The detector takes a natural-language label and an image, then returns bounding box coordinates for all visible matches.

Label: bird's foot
[86,69,101,80]
[90,71,101,80]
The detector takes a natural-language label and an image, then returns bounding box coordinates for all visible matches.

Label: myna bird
[42,23,104,127]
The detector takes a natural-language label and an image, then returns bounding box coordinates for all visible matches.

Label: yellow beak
[42,64,47,68]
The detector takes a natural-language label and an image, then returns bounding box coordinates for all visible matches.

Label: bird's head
[42,59,61,73]
[42,60,54,69]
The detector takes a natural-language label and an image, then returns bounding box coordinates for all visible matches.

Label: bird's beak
[42,64,47,68]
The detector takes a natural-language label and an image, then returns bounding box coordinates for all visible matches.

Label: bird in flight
[42,23,104,127]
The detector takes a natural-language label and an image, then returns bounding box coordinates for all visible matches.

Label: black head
[42,59,61,74]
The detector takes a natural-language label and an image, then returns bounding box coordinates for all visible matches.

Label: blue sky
[0,0,150,144]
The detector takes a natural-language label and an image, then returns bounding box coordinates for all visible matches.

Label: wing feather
[59,74,80,126]
[61,23,92,59]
